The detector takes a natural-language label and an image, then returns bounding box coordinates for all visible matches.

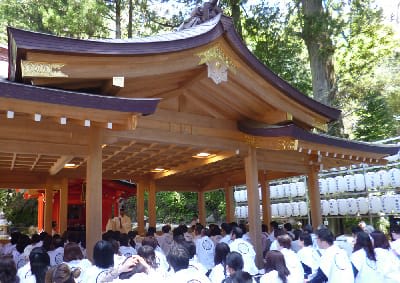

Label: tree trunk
[115,0,122,39]
[300,0,342,136]
[229,0,243,39]
[128,0,133,38]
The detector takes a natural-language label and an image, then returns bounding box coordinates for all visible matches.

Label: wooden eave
[7,18,339,129]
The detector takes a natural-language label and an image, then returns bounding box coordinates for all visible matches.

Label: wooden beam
[59,178,68,234]
[148,180,156,228]
[0,140,87,156]
[307,165,322,230]
[44,179,54,235]
[49,156,74,175]
[85,127,103,262]
[153,151,236,179]
[244,147,263,268]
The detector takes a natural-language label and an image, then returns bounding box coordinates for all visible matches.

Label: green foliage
[353,85,397,141]
[0,0,110,42]
[243,2,312,96]
[0,190,37,228]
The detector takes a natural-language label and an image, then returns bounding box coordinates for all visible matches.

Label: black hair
[221,223,232,235]
[353,231,376,262]
[162,224,171,234]
[166,243,190,272]
[228,270,253,283]
[214,242,230,265]
[30,247,50,283]
[231,226,243,239]
[138,245,158,269]
[93,240,114,268]
[316,228,334,245]
[0,255,19,283]
[283,223,292,231]
[264,250,290,283]
[370,230,390,249]
[277,234,292,249]
[226,251,244,272]
[299,232,313,247]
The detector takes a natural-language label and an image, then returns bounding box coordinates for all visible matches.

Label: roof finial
[178,0,222,30]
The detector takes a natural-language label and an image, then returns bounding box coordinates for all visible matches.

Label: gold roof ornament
[21,60,68,78]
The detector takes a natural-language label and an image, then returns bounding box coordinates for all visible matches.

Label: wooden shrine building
[0,9,398,265]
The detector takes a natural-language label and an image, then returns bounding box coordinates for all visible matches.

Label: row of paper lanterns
[235,195,400,219]
[234,168,400,202]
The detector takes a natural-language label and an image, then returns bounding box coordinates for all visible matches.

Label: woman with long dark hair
[370,230,400,283]
[351,231,382,283]
[208,242,230,283]
[260,250,290,283]
[27,247,51,283]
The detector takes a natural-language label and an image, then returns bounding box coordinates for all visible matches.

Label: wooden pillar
[245,146,263,268]
[259,171,271,226]
[224,184,235,223]
[86,127,103,261]
[198,191,206,225]
[307,166,322,230]
[37,193,44,232]
[148,180,157,228]
[44,180,53,235]
[136,180,146,236]
[59,178,68,235]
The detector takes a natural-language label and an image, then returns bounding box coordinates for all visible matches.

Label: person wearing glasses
[307,228,353,283]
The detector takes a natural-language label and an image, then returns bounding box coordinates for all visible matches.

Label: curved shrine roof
[8,14,340,122]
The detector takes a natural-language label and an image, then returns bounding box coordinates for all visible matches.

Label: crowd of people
[0,219,400,283]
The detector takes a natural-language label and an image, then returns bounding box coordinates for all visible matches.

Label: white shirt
[208,263,226,283]
[319,244,354,283]
[391,239,400,258]
[155,249,170,275]
[229,238,258,275]
[195,235,215,270]
[48,246,64,266]
[351,249,382,283]
[260,270,284,283]
[219,235,232,245]
[280,248,304,283]
[80,265,113,283]
[166,267,211,283]
[297,246,319,275]
[17,262,31,282]
[65,259,92,283]
[374,247,400,283]
[2,243,16,255]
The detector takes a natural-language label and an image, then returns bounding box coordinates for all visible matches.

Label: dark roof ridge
[238,121,400,156]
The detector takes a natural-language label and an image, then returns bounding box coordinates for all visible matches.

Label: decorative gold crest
[21,60,68,78]
[313,120,328,132]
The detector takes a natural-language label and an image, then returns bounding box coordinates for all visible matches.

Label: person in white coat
[208,242,230,283]
[260,250,290,283]
[307,228,354,283]
[370,230,400,283]
[297,232,319,279]
[351,231,382,283]
[277,234,304,283]
[229,226,258,276]
[194,224,215,270]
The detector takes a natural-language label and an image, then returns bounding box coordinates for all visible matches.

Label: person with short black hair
[390,224,400,259]
[228,270,253,283]
[166,243,211,283]
[225,251,244,276]
[229,227,258,276]
[297,232,319,278]
[308,228,353,283]
[195,224,215,270]
[220,223,232,244]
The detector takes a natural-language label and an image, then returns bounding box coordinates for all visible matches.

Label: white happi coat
[374,247,400,283]
[280,248,304,283]
[319,244,354,283]
[229,238,258,275]
[351,249,382,283]
[195,235,215,270]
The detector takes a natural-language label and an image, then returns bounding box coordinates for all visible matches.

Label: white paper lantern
[365,172,378,190]
[344,175,356,192]
[271,204,278,217]
[234,191,240,202]
[242,190,248,202]
[354,174,366,191]
[291,202,300,216]
[319,178,328,194]
[299,201,308,216]
[356,197,369,214]
[382,195,395,214]
[278,203,286,217]
[335,175,346,193]
[270,185,277,199]
[276,184,285,199]
[376,170,390,188]
[337,199,348,215]
[369,196,382,214]
[290,182,298,197]
[239,206,245,218]
[389,168,400,188]
[329,199,338,215]
[235,206,241,218]
[259,205,263,216]
[258,187,262,200]
[321,200,330,216]
[285,203,293,217]
[282,184,291,198]
[296,182,306,196]
[393,195,400,213]
[347,198,358,215]
[327,177,336,194]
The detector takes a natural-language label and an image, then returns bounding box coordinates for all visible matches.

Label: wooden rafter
[49,156,74,175]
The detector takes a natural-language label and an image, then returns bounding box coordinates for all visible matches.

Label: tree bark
[128,0,133,38]
[115,0,122,39]
[229,0,243,39]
